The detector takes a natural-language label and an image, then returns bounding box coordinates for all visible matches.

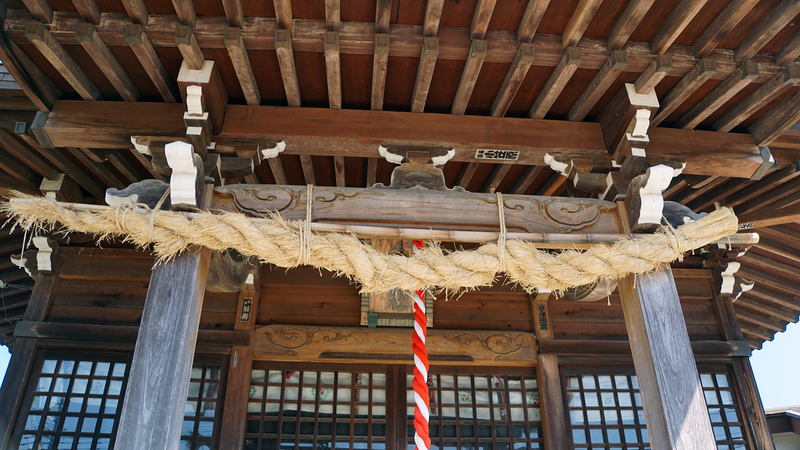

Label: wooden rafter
[366,158,377,187]
[21,0,52,23]
[651,59,716,127]
[722,162,799,208]
[749,89,800,146]
[299,155,315,185]
[325,0,340,32]
[267,156,287,185]
[529,47,582,119]
[688,178,750,211]
[776,31,800,66]
[510,165,544,194]
[490,43,535,117]
[451,39,487,115]
[736,175,800,215]
[675,61,758,130]
[734,0,800,62]
[75,23,140,102]
[482,163,511,193]
[120,0,148,25]
[25,21,101,101]
[423,0,445,37]
[692,0,759,59]
[651,0,709,54]
[272,0,292,30]
[470,0,497,41]
[323,31,342,110]
[225,27,260,106]
[175,25,205,70]
[334,156,345,187]
[2,11,791,84]
[66,147,125,189]
[72,0,101,25]
[562,0,603,48]
[371,33,389,111]
[607,0,656,50]
[275,29,301,107]
[125,25,179,103]
[516,0,550,43]
[0,128,58,180]
[568,50,627,122]
[171,0,196,28]
[714,66,800,132]
[411,37,439,113]
[455,162,478,189]
[634,55,672,94]
[221,0,243,28]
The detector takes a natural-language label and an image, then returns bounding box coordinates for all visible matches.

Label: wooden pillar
[713,294,775,450]
[0,239,61,449]
[531,290,569,450]
[114,246,211,450]
[618,267,717,449]
[219,269,260,449]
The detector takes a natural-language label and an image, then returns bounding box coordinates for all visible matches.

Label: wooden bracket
[39,173,81,202]
[177,59,229,135]
[32,236,59,274]
[10,249,39,280]
[714,260,741,295]
[260,140,286,159]
[165,141,204,209]
[598,83,659,155]
[625,164,674,232]
[749,146,776,180]
[105,179,170,209]
[731,275,754,302]
[183,85,212,160]
[207,249,253,293]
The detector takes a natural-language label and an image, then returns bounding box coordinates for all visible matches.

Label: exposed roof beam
[736,0,800,61]
[490,43,535,117]
[299,155,315,185]
[75,23,140,102]
[366,157,377,187]
[375,0,392,34]
[455,162,478,188]
[451,39,487,115]
[411,37,438,113]
[371,33,389,111]
[0,128,58,180]
[323,31,342,109]
[740,252,800,286]
[267,155,287,185]
[688,178,750,211]
[125,24,180,103]
[671,176,728,205]
[748,88,800,146]
[538,172,565,195]
[692,0,759,59]
[275,29,301,107]
[334,155,345,187]
[714,66,800,132]
[529,47,582,119]
[175,25,205,70]
[650,0,709,55]
[737,296,797,323]
[67,147,125,189]
[482,163,511,192]
[424,0,445,37]
[221,0,243,28]
[72,0,101,25]
[722,162,800,208]
[21,0,53,23]
[470,0,497,40]
[651,59,716,126]
[562,0,603,48]
[24,21,101,100]
[510,165,544,194]
[120,0,148,25]
[634,55,672,94]
[517,0,550,43]
[225,27,261,106]
[325,0,340,32]
[746,285,800,310]
[675,61,758,130]
[607,0,656,50]
[171,0,196,28]
[3,10,791,83]
[0,154,41,194]
[568,50,627,121]
[272,0,292,30]
[776,31,800,66]
[737,310,786,333]
[739,264,800,295]
[85,149,141,185]
[128,148,166,182]
[0,29,61,111]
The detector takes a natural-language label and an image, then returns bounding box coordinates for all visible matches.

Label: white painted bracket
[260,141,286,159]
[630,109,651,138]
[131,136,150,155]
[627,164,675,231]
[33,236,57,274]
[186,85,204,116]
[544,153,569,176]
[378,145,404,165]
[431,149,455,166]
[718,261,741,295]
[166,141,204,208]
[731,277,754,302]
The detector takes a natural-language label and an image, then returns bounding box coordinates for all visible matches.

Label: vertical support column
[219,269,261,449]
[618,267,717,449]
[115,245,211,450]
[713,293,775,450]
[531,290,569,450]
[0,239,61,449]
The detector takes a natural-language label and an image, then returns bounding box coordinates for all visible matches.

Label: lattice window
[14,352,130,450]
[181,358,226,450]
[405,372,544,450]
[245,363,388,450]
[565,369,750,450]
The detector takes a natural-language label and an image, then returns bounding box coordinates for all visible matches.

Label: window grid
[405,373,544,450]
[245,365,388,450]
[181,363,224,450]
[17,355,129,450]
[566,371,750,450]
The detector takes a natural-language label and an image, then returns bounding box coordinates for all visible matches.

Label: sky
[0,322,798,408]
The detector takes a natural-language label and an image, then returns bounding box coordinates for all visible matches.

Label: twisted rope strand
[411,240,430,450]
[1,194,739,294]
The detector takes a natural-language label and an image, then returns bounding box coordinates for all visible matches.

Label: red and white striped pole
[411,240,430,450]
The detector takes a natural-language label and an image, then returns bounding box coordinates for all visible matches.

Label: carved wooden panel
[214,185,619,234]
[252,325,537,366]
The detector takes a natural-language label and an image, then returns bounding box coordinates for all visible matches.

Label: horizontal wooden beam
[537,339,750,357]
[40,100,771,178]
[253,325,537,366]
[1,10,788,83]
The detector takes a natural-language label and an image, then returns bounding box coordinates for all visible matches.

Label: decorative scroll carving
[105,179,170,210]
[215,185,621,234]
[626,164,674,232]
[253,325,537,366]
[166,141,204,209]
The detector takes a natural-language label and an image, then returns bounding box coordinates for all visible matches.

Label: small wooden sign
[475,149,520,161]
[240,297,252,322]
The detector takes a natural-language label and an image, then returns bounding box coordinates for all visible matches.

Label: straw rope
[2,193,739,294]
